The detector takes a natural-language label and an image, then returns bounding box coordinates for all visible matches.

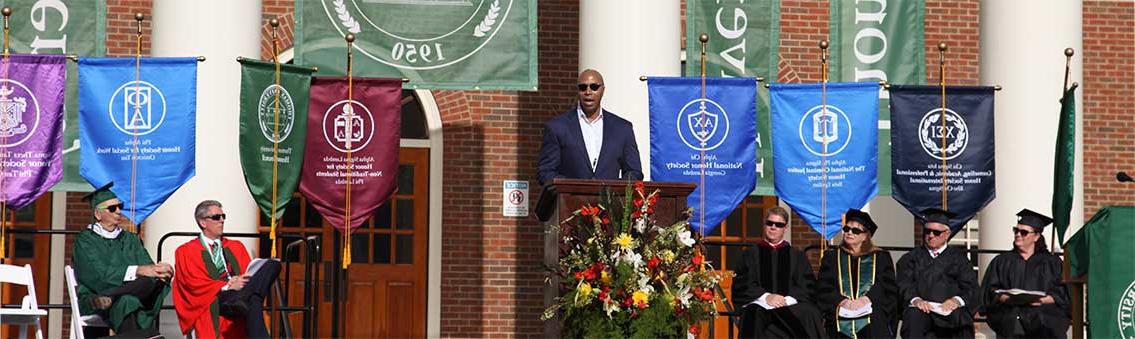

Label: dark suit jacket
[537,109,643,186]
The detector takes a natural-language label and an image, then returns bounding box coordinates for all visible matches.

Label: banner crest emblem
[677,98,729,151]
[322,100,375,153]
[257,84,296,143]
[109,80,166,136]
[798,105,853,157]
[918,108,969,160]
[0,81,38,145]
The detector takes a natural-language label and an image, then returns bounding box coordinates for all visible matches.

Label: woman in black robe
[816,209,899,339]
[980,209,1071,339]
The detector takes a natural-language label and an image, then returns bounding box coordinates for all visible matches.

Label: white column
[145,1,262,260]
[978,0,1082,265]
[579,0,681,180]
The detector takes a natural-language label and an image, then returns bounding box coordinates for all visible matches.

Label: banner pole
[698,33,708,237]
[343,33,356,270]
[269,18,281,258]
[0,7,9,261]
[129,12,145,236]
[937,43,948,211]
[819,40,829,257]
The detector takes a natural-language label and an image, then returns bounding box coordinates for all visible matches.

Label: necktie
[210,242,228,279]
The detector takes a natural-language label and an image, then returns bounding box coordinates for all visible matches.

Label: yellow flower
[660,250,676,264]
[632,290,650,308]
[600,270,611,284]
[613,233,633,250]
[579,282,593,298]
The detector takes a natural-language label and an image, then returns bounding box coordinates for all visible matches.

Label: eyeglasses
[925,229,948,237]
[202,214,227,221]
[577,83,603,92]
[1012,227,1036,237]
[842,226,867,235]
[99,203,124,213]
[764,220,788,228]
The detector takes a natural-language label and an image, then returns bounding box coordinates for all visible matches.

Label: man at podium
[537,69,643,186]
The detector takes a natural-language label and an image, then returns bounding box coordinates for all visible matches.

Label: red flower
[579,204,600,217]
[598,286,610,301]
[574,271,585,280]
[634,181,646,195]
[647,256,661,271]
[631,209,642,219]
[621,296,634,307]
[692,254,704,266]
[601,217,610,225]
[694,288,715,301]
[689,324,700,336]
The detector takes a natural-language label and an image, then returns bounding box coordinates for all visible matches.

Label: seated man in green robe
[73,183,173,338]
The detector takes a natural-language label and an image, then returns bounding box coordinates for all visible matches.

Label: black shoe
[217,290,249,318]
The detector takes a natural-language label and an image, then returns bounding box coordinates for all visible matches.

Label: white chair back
[0,263,45,339]
[65,265,86,339]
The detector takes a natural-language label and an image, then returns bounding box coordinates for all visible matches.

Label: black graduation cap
[81,182,117,209]
[843,208,877,234]
[919,207,956,226]
[1016,208,1053,230]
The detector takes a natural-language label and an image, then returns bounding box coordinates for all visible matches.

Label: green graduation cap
[81,182,118,209]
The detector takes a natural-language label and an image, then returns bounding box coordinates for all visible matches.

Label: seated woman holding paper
[815,209,899,339]
[980,209,1070,339]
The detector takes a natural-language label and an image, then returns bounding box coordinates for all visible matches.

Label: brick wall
[1083,1,1135,218]
[89,1,1133,338]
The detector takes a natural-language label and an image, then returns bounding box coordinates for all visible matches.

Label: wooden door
[265,148,429,338]
[1,194,53,337]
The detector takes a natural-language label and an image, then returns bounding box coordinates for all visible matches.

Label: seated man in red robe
[172,200,281,338]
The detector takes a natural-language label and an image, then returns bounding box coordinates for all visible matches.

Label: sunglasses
[764,220,788,228]
[842,226,867,235]
[100,203,124,213]
[1012,227,1036,237]
[925,229,948,237]
[577,83,603,92]
[202,214,227,221]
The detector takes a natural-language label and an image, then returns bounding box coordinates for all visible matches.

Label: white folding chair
[0,264,46,339]
[65,265,108,339]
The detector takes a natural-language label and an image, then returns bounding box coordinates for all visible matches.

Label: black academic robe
[981,247,1071,339]
[816,248,899,339]
[73,226,170,332]
[731,241,824,338]
[896,246,978,338]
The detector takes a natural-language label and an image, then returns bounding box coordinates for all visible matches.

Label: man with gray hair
[172,200,281,338]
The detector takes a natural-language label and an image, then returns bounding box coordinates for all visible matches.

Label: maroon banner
[299,77,401,230]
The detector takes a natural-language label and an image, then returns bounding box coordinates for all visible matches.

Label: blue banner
[771,82,878,239]
[890,85,995,233]
[648,77,757,236]
[78,57,197,224]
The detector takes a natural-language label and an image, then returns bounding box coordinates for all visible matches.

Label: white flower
[634,218,647,233]
[677,230,695,247]
[619,251,644,269]
[676,285,692,306]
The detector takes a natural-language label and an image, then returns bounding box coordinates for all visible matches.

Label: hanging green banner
[295,0,537,91]
[238,59,314,220]
[829,0,925,195]
[0,1,107,191]
[685,0,780,196]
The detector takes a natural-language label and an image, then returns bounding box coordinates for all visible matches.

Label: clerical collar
[89,223,121,239]
[758,239,788,249]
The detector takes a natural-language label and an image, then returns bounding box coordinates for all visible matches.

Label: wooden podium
[537,179,695,338]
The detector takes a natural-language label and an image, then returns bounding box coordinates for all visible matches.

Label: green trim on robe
[836,250,876,338]
[203,246,246,334]
[72,227,171,331]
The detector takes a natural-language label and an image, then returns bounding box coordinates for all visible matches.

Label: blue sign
[648,77,756,235]
[770,82,878,239]
[890,85,996,232]
[78,57,197,224]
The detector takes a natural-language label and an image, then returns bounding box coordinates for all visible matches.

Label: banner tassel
[128,12,144,236]
[0,8,9,261]
[269,19,282,258]
[341,34,357,270]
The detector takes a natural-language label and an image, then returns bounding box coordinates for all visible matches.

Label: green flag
[1052,86,1077,242]
[238,59,314,221]
[1065,206,1135,339]
[0,0,109,191]
[829,0,925,195]
[685,0,779,195]
[295,0,537,90]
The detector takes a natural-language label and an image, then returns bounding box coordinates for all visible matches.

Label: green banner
[830,0,925,195]
[685,0,779,196]
[295,0,537,91]
[1066,206,1135,339]
[0,1,107,191]
[238,59,314,220]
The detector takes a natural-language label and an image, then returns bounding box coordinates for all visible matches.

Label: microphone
[1118,171,1134,183]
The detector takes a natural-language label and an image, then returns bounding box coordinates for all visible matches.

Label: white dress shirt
[576,105,604,172]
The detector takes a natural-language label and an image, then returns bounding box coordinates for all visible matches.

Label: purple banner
[0,54,65,209]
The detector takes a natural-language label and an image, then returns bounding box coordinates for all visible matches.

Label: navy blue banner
[771,82,878,239]
[78,57,198,224]
[890,85,995,232]
[648,77,756,235]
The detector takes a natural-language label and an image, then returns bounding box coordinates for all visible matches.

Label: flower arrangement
[542,182,720,338]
